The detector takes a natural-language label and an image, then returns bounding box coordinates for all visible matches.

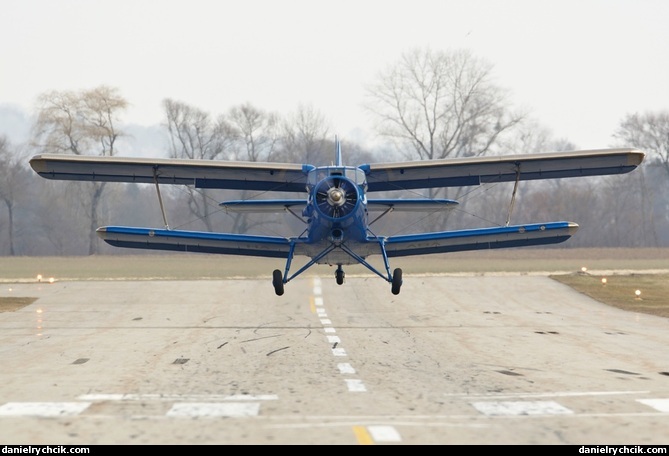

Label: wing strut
[368,206,394,227]
[505,164,521,227]
[153,167,170,230]
[285,206,308,224]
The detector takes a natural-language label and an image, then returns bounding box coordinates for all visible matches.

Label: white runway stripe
[368,425,402,442]
[455,390,650,399]
[332,347,347,356]
[472,400,573,416]
[78,393,278,402]
[637,398,669,412]
[345,379,367,392]
[167,402,261,417]
[0,402,91,417]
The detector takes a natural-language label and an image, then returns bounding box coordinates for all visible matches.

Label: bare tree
[365,48,524,162]
[224,103,284,233]
[278,104,332,165]
[227,103,280,162]
[614,111,669,176]
[31,86,128,254]
[612,111,669,246]
[163,99,234,161]
[163,99,235,231]
[0,136,27,255]
[364,48,525,232]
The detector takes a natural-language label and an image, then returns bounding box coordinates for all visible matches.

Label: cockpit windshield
[307,166,367,189]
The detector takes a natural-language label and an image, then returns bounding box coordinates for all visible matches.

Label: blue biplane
[29,139,644,295]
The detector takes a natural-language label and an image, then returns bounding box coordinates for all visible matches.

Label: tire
[272,269,284,296]
[335,268,345,285]
[391,268,403,295]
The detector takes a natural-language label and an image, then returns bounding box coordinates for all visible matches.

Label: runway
[0,274,668,445]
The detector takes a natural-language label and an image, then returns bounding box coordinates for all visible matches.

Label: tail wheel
[391,268,403,295]
[272,269,284,296]
[335,266,345,285]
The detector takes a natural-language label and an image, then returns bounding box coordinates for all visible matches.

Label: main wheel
[272,269,285,296]
[391,268,403,295]
[335,266,345,285]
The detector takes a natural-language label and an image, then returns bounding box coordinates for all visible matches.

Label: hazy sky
[1,0,668,151]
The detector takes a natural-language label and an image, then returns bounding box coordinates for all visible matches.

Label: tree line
[1,47,668,256]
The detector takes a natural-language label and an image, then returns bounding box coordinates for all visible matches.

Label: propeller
[314,176,359,219]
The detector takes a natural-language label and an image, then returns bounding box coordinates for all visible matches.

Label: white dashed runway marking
[312,277,399,442]
[345,379,367,392]
[368,425,402,442]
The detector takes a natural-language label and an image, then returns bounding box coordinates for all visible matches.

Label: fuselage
[302,166,369,264]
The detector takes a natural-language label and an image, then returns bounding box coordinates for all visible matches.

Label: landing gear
[270,239,401,295]
[272,269,284,296]
[391,268,403,295]
[335,265,345,285]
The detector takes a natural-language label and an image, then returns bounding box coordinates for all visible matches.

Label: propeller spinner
[315,176,359,219]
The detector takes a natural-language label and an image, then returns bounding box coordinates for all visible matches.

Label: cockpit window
[307,167,367,190]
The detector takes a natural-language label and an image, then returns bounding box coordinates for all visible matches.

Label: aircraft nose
[328,188,345,206]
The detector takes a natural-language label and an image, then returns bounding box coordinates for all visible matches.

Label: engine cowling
[314,176,360,221]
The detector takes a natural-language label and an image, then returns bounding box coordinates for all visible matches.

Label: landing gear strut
[335,265,345,285]
[270,239,402,295]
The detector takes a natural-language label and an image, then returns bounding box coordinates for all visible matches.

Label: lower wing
[383,221,578,257]
[96,226,295,258]
[97,221,577,259]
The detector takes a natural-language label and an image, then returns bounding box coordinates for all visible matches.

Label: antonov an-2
[29,139,644,295]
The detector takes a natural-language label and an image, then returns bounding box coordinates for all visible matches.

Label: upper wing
[29,154,312,192]
[361,148,645,192]
[30,148,645,194]
[382,221,578,257]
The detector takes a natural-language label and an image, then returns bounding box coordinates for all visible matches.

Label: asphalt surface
[0,274,668,445]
